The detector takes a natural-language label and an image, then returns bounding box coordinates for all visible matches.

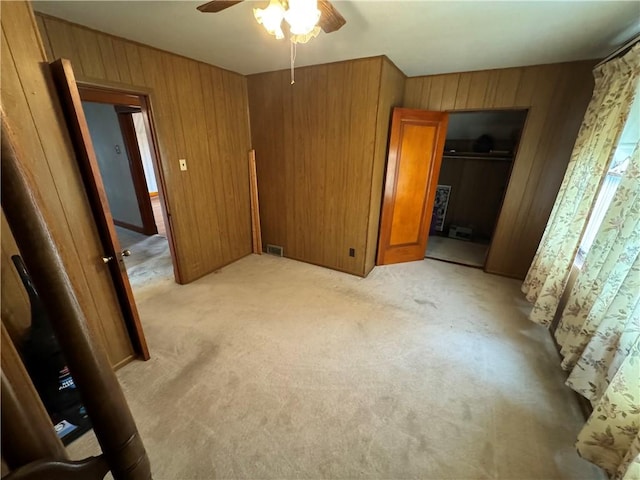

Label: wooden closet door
[377,108,448,265]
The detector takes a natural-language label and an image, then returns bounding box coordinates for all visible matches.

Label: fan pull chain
[290,41,297,85]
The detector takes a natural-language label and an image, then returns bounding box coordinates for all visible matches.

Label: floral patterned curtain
[520,44,640,478]
[576,340,640,479]
[555,143,640,478]
[522,45,640,326]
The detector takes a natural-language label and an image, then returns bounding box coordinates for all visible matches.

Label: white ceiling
[33,1,640,77]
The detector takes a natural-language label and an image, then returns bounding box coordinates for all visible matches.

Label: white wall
[83,101,143,228]
[132,112,158,193]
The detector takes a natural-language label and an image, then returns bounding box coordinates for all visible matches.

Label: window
[575,91,639,267]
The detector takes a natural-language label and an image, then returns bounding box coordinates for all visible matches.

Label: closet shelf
[442,152,513,162]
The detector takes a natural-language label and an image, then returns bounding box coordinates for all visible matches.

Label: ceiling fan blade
[197,0,244,13]
[317,0,346,33]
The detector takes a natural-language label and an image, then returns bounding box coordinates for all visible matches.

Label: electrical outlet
[349,248,355,257]
[179,159,187,171]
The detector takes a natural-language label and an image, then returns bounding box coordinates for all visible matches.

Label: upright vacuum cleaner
[11,255,92,445]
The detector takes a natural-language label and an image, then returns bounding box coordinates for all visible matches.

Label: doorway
[79,86,176,292]
[425,110,528,268]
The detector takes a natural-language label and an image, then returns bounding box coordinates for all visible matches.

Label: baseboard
[149,191,159,197]
[425,255,484,270]
[113,219,154,235]
[482,267,525,280]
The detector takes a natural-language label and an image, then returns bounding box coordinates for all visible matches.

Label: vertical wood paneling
[248,57,388,276]
[164,53,203,275]
[324,63,348,267]
[466,70,490,109]
[453,74,471,109]
[440,74,460,110]
[1,211,31,346]
[508,66,566,248]
[24,8,593,285]
[365,58,405,275]
[402,77,421,108]
[492,66,560,258]
[40,16,82,74]
[438,158,512,239]
[2,2,134,366]
[198,64,225,259]
[483,69,501,106]
[95,35,120,83]
[124,42,144,86]
[36,13,252,283]
[493,68,522,107]
[222,68,252,261]
[428,75,445,111]
[247,70,283,252]
[70,24,106,79]
[34,15,53,61]
[188,61,215,269]
[404,61,594,278]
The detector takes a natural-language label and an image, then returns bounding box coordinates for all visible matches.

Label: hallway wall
[83,101,143,229]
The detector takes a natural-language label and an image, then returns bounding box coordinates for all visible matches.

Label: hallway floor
[115,226,173,295]
[115,225,148,250]
[68,256,603,479]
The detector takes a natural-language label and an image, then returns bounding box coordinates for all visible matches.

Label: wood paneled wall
[10,5,594,287]
[1,1,134,366]
[365,59,406,275]
[404,61,594,278]
[247,57,404,276]
[1,211,31,346]
[35,12,253,283]
[437,158,512,239]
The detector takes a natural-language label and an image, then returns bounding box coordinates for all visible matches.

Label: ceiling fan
[197,0,347,39]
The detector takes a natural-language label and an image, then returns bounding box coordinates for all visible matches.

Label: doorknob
[103,250,130,263]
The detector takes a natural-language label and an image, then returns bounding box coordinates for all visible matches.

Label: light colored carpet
[67,255,604,480]
[426,236,489,267]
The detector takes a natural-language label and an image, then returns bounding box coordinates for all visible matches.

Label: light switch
[179,159,187,171]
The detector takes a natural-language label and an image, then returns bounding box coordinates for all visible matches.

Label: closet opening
[426,109,528,268]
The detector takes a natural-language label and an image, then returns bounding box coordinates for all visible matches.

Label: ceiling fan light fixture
[291,25,321,44]
[254,0,286,39]
[284,0,321,36]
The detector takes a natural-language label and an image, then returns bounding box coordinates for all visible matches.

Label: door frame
[75,83,182,284]
[438,107,530,273]
[79,87,156,236]
[114,105,158,236]
[50,59,150,361]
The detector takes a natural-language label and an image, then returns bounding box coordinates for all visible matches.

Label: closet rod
[595,34,639,68]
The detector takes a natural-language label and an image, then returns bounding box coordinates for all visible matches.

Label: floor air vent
[266,244,284,257]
